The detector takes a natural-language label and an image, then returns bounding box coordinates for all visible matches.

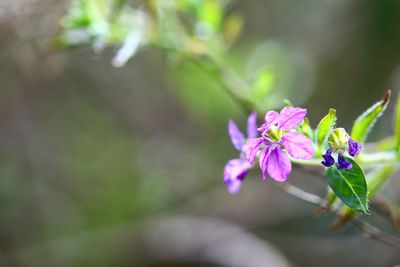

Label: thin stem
[358,151,397,164]
[276,181,400,250]
[370,196,400,229]
[352,218,400,249]
[291,158,323,166]
[277,183,328,208]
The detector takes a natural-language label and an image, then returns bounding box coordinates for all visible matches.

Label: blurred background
[1,0,400,266]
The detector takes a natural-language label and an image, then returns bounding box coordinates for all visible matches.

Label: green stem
[358,151,397,165]
[291,158,322,166]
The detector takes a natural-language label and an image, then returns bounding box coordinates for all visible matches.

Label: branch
[352,218,400,249]
[370,196,400,230]
[277,183,328,208]
[276,181,400,250]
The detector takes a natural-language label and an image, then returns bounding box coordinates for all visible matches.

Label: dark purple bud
[321,149,335,167]
[338,154,352,170]
[348,138,362,157]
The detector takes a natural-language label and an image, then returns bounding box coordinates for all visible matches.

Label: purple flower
[321,149,335,167]
[246,107,314,182]
[348,138,362,156]
[321,149,354,170]
[337,154,352,170]
[224,112,258,193]
[224,159,251,194]
[321,128,362,169]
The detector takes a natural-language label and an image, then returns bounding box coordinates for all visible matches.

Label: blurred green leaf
[351,90,391,143]
[177,0,203,16]
[62,0,107,29]
[244,42,314,109]
[111,0,127,17]
[60,0,112,49]
[167,59,242,122]
[395,93,400,158]
[367,165,395,198]
[250,67,275,100]
[316,108,336,151]
[223,13,243,44]
[61,0,91,28]
[199,0,222,30]
[326,157,369,214]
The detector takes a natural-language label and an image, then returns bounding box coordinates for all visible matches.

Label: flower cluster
[224,107,315,193]
[321,128,362,169]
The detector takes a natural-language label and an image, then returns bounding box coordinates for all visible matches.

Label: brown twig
[277,183,329,208]
[370,196,400,229]
[352,218,400,249]
[276,181,400,250]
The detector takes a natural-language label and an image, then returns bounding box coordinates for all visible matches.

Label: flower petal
[321,149,335,167]
[259,147,271,180]
[227,179,242,194]
[278,107,307,130]
[224,159,251,194]
[348,138,362,157]
[267,147,292,182]
[245,138,263,164]
[281,132,314,160]
[247,112,258,139]
[224,159,250,183]
[228,120,245,150]
[338,154,352,170]
[257,111,279,132]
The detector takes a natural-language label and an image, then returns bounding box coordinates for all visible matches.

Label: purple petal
[259,147,271,180]
[247,112,258,139]
[266,147,292,182]
[278,107,307,130]
[321,149,335,167]
[224,159,251,182]
[348,138,362,157]
[338,154,352,170]
[228,120,244,150]
[227,179,242,194]
[257,111,279,132]
[224,159,251,194]
[281,132,314,160]
[245,137,264,164]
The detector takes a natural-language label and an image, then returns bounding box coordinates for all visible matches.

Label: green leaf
[199,0,223,30]
[250,67,275,100]
[223,13,243,44]
[395,93,400,158]
[367,165,395,198]
[316,108,336,151]
[351,90,391,143]
[326,157,369,214]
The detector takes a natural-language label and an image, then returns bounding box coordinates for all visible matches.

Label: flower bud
[328,128,349,154]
